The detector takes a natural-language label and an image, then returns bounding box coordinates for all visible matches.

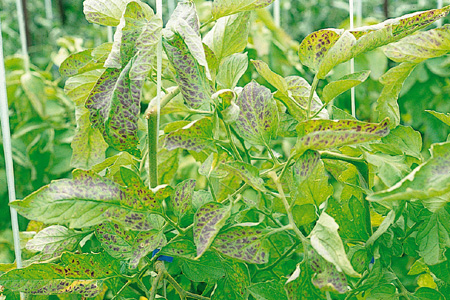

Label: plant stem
[226,124,243,162]
[149,262,165,300]
[147,114,158,188]
[256,240,301,273]
[112,280,132,300]
[264,141,279,166]
[307,76,320,119]
[200,17,214,29]
[319,150,365,163]
[144,87,180,119]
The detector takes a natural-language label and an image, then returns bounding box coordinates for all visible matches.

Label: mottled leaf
[85,61,143,155]
[171,179,196,220]
[164,117,215,152]
[310,213,360,277]
[159,238,197,259]
[368,142,450,203]
[213,226,269,264]
[376,62,417,128]
[426,110,450,127]
[216,53,248,89]
[95,222,166,268]
[83,0,128,26]
[25,226,85,261]
[212,0,274,20]
[60,43,112,77]
[285,263,326,300]
[293,118,390,157]
[193,202,231,258]
[322,71,370,104]
[248,280,288,300]
[221,161,266,192]
[233,81,278,145]
[105,1,162,80]
[0,252,120,297]
[71,106,109,170]
[212,260,250,300]
[166,1,200,34]
[64,69,104,105]
[384,25,450,63]
[204,12,251,61]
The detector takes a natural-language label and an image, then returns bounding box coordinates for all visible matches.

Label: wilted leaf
[193,202,231,258]
[213,226,269,264]
[212,0,274,20]
[83,0,128,26]
[322,71,370,104]
[165,118,215,152]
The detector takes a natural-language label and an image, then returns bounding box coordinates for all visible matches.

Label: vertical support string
[0,18,23,282]
[107,26,114,43]
[154,0,163,188]
[356,0,362,27]
[274,0,281,27]
[15,0,29,71]
[349,0,356,118]
[45,0,53,22]
[437,0,443,27]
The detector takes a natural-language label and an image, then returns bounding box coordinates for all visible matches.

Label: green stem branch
[307,76,320,119]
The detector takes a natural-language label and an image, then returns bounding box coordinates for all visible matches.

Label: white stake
[0,18,23,283]
[45,0,53,21]
[15,0,29,71]
[356,0,362,27]
[437,0,443,27]
[274,0,281,27]
[156,0,162,163]
[349,0,356,118]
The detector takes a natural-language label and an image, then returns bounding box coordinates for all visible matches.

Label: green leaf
[171,179,196,220]
[416,206,450,265]
[426,110,450,127]
[25,226,86,261]
[157,148,179,185]
[85,61,143,156]
[105,1,162,80]
[411,288,445,300]
[213,226,269,264]
[248,280,288,300]
[384,25,450,63]
[71,106,108,170]
[21,72,46,118]
[368,142,450,203]
[159,238,197,259]
[233,81,279,146]
[180,252,226,282]
[164,117,215,152]
[64,69,104,105]
[322,71,370,104]
[363,152,411,187]
[60,43,112,77]
[285,263,325,300]
[364,284,399,300]
[252,59,288,94]
[163,32,213,109]
[293,118,390,157]
[95,222,166,268]
[377,125,423,161]
[204,12,251,62]
[221,161,266,192]
[193,202,231,258]
[376,62,417,128]
[0,252,120,297]
[212,260,250,300]
[216,53,249,89]
[212,0,274,20]
[10,170,168,230]
[310,213,360,277]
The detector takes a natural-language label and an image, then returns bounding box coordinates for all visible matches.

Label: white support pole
[437,0,443,27]
[274,0,281,27]
[45,0,53,21]
[15,0,29,71]
[0,19,23,281]
[356,0,362,27]
[156,0,162,164]
[349,0,356,118]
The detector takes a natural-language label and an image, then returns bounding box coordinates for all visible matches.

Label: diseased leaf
[83,0,128,26]
[221,161,266,192]
[171,179,196,220]
[0,252,120,297]
[385,25,450,63]
[105,1,162,80]
[322,71,370,104]
[367,142,450,203]
[213,226,269,264]
[248,280,288,300]
[157,149,179,185]
[71,106,109,170]
[212,0,274,20]
[60,43,111,77]
[293,118,390,157]
[376,62,417,128]
[193,202,231,258]
[164,118,215,152]
[310,213,360,277]
[204,12,251,62]
[65,69,104,105]
[233,81,279,146]
[95,222,166,268]
[427,110,450,127]
[85,61,143,156]
[216,53,248,89]
[159,238,197,259]
[212,260,250,300]
[285,263,326,300]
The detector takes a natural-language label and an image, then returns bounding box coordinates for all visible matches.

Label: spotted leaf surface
[85,60,143,155]
[285,263,325,300]
[310,213,360,277]
[212,260,250,300]
[165,118,215,152]
[159,238,197,259]
[308,248,349,293]
[10,170,168,230]
[322,71,370,104]
[194,202,231,258]
[385,25,450,63]
[105,2,162,81]
[60,43,111,77]
[293,118,390,157]
[368,142,450,203]
[233,81,278,146]
[212,0,274,20]
[221,161,266,192]
[0,252,120,297]
[171,179,196,220]
[83,0,128,26]
[163,32,213,109]
[426,110,450,127]
[96,222,166,269]
[65,69,104,105]
[25,226,86,261]
[213,226,269,264]
[71,106,108,169]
